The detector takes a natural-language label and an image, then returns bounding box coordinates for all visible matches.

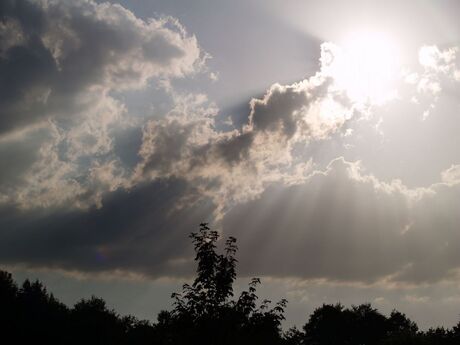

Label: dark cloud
[249,84,308,138]
[0,177,215,277]
[214,132,254,165]
[0,30,57,132]
[139,118,198,177]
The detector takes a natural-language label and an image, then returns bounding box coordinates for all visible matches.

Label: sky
[2,0,460,329]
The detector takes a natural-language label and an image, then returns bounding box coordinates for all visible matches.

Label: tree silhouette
[163,222,288,345]
[172,223,237,317]
[383,310,420,345]
[303,303,353,345]
[302,303,422,345]
[350,303,387,345]
[70,296,126,344]
[0,271,19,337]
[1,222,460,344]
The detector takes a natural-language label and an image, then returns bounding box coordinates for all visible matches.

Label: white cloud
[419,46,458,73]
[441,165,460,185]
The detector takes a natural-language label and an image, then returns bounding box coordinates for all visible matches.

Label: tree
[15,278,70,344]
[167,222,288,345]
[423,327,452,345]
[382,310,421,345]
[0,271,19,335]
[303,303,389,345]
[283,326,305,345]
[172,223,237,318]
[303,303,353,345]
[71,296,126,345]
[349,303,388,345]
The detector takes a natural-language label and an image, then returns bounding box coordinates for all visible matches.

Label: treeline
[1,224,460,344]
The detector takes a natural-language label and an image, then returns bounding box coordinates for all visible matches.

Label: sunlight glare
[333,31,401,105]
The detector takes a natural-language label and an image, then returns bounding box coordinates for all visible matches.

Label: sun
[331,31,401,105]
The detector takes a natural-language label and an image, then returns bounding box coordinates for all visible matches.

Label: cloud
[135,55,354,217]
[0,0,204,209]
[222,157,412,283]
[401,45,460,119]
[441,165,460,185]
[4,152,460,285]
[222,157,460,285]
[0,15,361,278]
[0,177,215,278]
[0,0,203,133]
[418,46,458,74]
[2,1,460,291]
